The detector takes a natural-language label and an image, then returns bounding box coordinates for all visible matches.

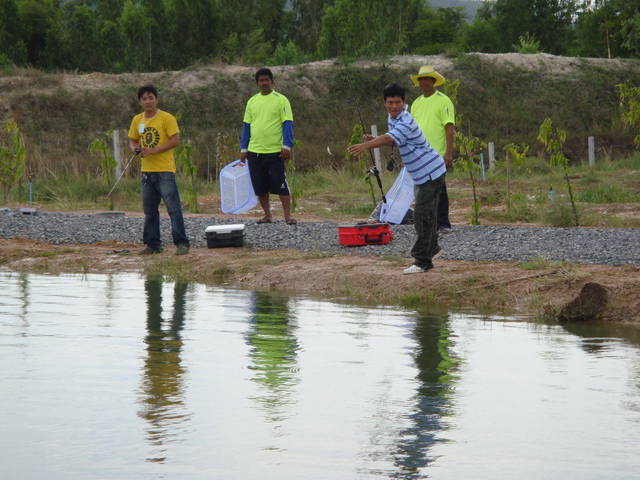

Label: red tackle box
[338,222,393,246]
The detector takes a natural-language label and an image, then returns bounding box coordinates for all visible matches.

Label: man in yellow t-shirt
[240,68,296,225]
[128,85,190,255]
[410,65,455,233]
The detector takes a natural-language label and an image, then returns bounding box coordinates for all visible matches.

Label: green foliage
[272,41,309,66]
[577,185,640,204]
[503,142,530,170]
[88,134,117,210]
[537,118,579,226]
[346,123,365,163]
[219,29,272,65]
[410,6,467,55]
[572,0,640,58]
[286,139,304,212]
[499,142,531,214]
[544,199,577,227]
[470,0,578,55]
[517,256,563,271]
[455,132,486,225]
[213,132,238,182]
[0,121,26,203]
[317,0,424,57]
[618,83,640,147]
[285,0,333,54]
[0,54,13,73]
[513,33,541,54]
[0,0,639,75]
[176,142,198,213]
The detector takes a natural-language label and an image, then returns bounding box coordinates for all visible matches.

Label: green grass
[4,154,640,228]
[516,256,563,271]
[577,184,640,203]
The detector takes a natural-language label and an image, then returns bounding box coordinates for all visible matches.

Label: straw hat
[410,65,445,87]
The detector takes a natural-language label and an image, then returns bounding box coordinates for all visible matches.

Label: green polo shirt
[243,90,293,153]
[411,91,455,156]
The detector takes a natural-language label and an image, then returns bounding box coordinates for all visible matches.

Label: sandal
[286,218,298,225]
[256,217,272,224]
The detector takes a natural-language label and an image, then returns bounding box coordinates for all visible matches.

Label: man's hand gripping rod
[106,147,141,199]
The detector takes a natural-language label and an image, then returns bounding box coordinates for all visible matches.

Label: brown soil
[2,217,639,323]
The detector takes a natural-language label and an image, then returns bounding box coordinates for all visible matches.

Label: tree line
[0,0,637,74]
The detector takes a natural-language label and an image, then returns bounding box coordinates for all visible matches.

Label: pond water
[1,271,639,480]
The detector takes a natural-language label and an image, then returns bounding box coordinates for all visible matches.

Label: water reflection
[245,292,300,425]
[138,276,192,463]
[560,321,640,353]
[3,271,640,479]
[394,313,460,477]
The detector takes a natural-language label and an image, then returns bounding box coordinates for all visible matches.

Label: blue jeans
[141,172,190,248]
[411,174,444,269]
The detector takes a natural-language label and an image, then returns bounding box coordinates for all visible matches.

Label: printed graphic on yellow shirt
[142,127,161,148]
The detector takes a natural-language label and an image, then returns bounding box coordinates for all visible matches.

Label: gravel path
[1,210,639,266]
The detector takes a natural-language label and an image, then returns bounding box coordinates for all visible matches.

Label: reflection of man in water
[246,292,299,423]
[139,277,190,463]
[394,313,459,474]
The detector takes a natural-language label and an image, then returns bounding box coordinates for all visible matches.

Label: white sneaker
[433,246,444,260]
[403,264,428,275]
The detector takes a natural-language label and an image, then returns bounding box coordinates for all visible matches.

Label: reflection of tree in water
[560,322,640,354]
[19,273,29,321]
[246,292,299,424]
[138,276,191,463]
[393,313,460,478]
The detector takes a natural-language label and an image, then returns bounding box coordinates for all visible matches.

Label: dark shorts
[247,152,291,196]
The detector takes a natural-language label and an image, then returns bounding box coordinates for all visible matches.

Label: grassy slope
[1,53,639,228]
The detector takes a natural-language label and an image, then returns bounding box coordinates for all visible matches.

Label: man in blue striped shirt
[348,83,446,274]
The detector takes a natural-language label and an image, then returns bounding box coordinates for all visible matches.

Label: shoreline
[2,238,639,324]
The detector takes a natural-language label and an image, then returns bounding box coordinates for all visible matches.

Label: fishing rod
[330,19,387,204]
[106,147,140,199]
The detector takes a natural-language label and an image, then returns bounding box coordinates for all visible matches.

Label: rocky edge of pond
[1,209,639,323]
[2,209,639,265]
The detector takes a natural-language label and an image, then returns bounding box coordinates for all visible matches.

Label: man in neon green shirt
[410,65,455,233]
[240,68,296,225]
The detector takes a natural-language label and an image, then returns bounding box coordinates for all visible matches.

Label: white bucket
[219,159,258,214]
[379,167,414,224]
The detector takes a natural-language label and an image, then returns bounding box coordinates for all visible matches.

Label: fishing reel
[386,147,397,171]
[386,158,395,172]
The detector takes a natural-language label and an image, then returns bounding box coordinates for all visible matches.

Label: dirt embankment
[2,235,639,324]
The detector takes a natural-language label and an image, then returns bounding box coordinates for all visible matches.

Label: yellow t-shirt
[243,90,293,153]
[128,109,179,172]
[411,91,455,156]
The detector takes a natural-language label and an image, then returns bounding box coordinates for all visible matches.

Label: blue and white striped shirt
[386,110,446,185]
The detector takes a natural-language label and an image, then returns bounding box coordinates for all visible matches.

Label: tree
[217,0,286,48]
[118,0,169,71]
[467,0,578,55]
[463,2,501,53]
[0,121,26,203]
[410,5,467,54]
[571,0,640,58]
[166,0,221,65]
[0,0,25,64]
[286,0,334,54]
[64,3,99,72]
[317,0,423,58]
[16,0,60,67]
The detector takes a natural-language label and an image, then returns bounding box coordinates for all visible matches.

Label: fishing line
[106,147,140,199]
[329,18,387,203]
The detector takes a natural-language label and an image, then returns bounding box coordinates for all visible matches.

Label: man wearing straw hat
[410,65,455,234]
